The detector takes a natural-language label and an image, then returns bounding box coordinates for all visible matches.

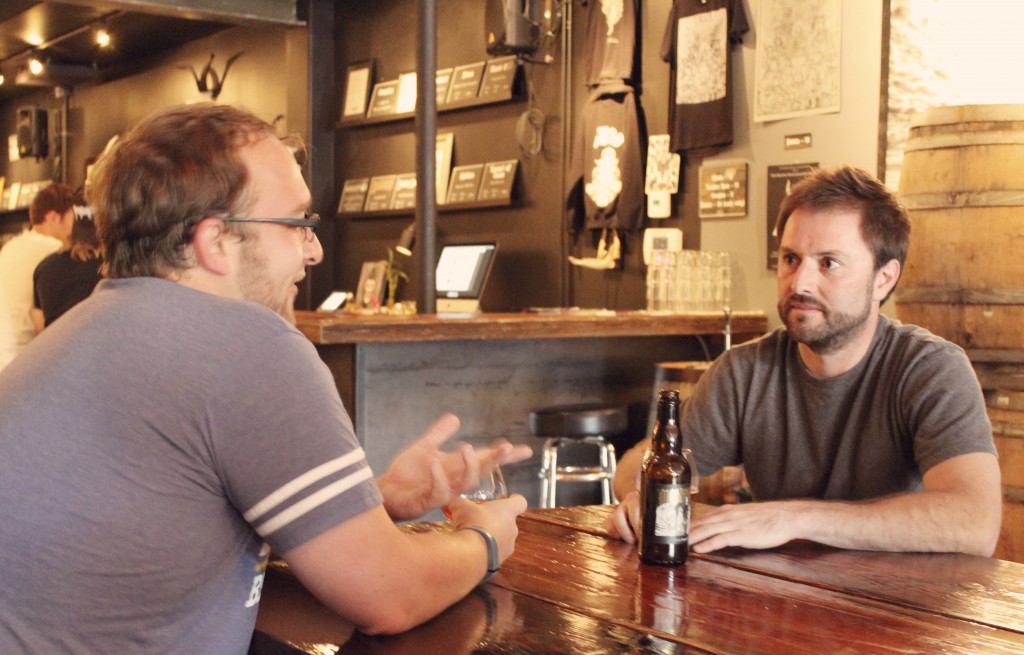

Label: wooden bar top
[252,505,1024,655]
[294,309,768,345]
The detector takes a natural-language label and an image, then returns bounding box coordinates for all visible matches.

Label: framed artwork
[342,60,374,120]
[355,260,387,309]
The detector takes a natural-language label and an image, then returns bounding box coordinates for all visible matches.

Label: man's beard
[238,239,297,324]
[777,286,872,354]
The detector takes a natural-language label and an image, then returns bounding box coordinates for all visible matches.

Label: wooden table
[252,505,1024,654]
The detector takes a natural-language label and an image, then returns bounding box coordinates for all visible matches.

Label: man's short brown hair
[87,103,279,279]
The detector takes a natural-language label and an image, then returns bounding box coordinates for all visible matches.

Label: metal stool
[529,404,628,508]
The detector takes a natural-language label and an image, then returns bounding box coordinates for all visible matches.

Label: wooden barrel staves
[896,104,1024,562]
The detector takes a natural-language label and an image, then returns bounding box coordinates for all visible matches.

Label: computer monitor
[435,243,498,314]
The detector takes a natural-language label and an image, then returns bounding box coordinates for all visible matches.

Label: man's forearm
[791,489,1000,556]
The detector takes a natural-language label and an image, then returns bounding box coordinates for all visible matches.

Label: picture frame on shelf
[478,56,518,99]
[341,60,374,121]
[435,68,454,105]
[396,72,418,114]
[390,173,417,210]
[7,181,22,210]
[435,132,454,206]
[445,164,485,204]
[446,62,485,104]
[477,160,518,201]
[338,177,370,213]
[364,175,398,212]
[366,80,400,118]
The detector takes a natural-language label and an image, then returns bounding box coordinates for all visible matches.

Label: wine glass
[444,438,510,520]
[461,464,508,503]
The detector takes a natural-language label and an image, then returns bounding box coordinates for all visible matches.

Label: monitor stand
[436,298,481,316]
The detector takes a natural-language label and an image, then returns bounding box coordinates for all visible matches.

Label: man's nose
[305,233,324,266]
[788,259,817,295]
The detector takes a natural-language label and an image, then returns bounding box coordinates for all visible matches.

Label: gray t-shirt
[0,278,382,654]
[684,315,995,501]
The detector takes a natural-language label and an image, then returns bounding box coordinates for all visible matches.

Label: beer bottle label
[652,483,690,541]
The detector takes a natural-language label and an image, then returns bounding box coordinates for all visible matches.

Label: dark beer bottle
[639,389,691,566]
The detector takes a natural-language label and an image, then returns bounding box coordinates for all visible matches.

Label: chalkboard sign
[699,162,748,219]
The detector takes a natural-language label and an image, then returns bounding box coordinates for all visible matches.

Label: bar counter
[294,310,768,493]
[295,309,769,344]
[252,504,1024,654]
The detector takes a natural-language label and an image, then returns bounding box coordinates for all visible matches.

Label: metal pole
[559,0,573,307]
[415,0,437,313]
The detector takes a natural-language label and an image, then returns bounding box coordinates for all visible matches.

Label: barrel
[896,104,1024,354]
[896,104,1024,563]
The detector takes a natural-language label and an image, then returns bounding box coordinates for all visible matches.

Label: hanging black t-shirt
[581,0,641,86]
[566,83,646,234]
[660,0,749,155]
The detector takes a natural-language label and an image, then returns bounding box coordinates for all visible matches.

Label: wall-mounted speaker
[16,106,48,159]
[485,0,540,56]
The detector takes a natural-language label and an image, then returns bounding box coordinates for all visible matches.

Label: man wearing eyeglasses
[0,104,529,654]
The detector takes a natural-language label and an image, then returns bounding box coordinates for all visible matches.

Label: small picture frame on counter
[445,164,485,204]
[341,60,374,121]
[355,260,387,310]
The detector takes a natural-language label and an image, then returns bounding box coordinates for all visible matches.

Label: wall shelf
[336,196,519,220]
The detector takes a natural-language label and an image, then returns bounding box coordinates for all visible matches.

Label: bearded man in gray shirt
[608,165,1001,557]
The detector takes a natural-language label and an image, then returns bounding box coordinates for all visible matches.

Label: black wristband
[462,525,500,583]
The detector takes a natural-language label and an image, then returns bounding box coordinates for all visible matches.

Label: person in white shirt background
[0,183,75,372]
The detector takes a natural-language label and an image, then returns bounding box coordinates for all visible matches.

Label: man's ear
[874,258,901,302]
[190,218,234,276]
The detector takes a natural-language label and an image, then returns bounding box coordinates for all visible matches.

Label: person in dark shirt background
[32,202,103,329]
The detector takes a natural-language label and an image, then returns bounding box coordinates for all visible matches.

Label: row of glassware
[646,249,731,313]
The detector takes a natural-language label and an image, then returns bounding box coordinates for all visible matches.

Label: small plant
[385,248,409,308]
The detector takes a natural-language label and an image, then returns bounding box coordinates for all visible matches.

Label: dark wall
[0,23,306,231]
[329,0,703,312]
[330,0,567,311]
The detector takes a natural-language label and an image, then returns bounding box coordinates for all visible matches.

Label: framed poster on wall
[766,162,818,269]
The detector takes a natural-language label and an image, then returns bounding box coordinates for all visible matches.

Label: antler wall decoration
[178,52,243,100]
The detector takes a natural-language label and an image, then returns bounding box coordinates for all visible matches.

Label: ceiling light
[96,29,111,48]
[29,58,44,75]
[0,74,5,86]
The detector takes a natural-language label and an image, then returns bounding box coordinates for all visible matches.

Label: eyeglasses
[220,212,320,243]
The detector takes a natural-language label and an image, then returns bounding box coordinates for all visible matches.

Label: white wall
[700,1,883,329]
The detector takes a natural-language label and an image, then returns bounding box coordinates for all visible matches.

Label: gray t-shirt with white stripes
[0,278,381,654]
